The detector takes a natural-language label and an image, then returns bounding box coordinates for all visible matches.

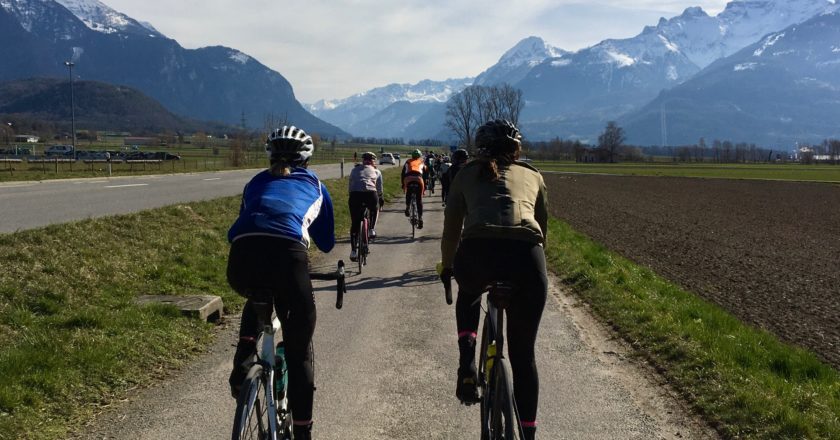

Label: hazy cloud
[105,0,729,102]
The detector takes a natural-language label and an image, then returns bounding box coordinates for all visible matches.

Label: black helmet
[265,126,315,164]
[452,148,469,163]
[474,119,521,156]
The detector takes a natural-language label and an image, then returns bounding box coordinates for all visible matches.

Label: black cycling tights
[227,236,317,424]
[454,239,547,426]
[405,184,423,218]
[348,191,379,250]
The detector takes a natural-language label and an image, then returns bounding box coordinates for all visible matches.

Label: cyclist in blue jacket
[226,125,334,440]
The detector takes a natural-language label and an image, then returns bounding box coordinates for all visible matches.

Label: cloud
[104,0,730,102]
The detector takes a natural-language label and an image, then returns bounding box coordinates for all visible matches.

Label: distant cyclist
[226,125,335,440]
[440,148,468,207]
[440,120,548,440]
[401,149,428,229]
[348,151,383,261]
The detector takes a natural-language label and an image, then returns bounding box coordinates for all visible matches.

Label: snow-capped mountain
[516,0,839,140]
[307,77,472,133]
[474,36,569,86]
[0,0,345,135]
[621,10,840,146]
[55,0,163,37]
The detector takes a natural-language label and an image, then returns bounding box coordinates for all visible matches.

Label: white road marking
[105,184,149,188]
[203,178,221,181]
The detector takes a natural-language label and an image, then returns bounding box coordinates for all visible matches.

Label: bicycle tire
[410,195,417,239]
[356,215,365,273]
[491,358,522,440]
[479,316,493,440]
[231,364,271,440]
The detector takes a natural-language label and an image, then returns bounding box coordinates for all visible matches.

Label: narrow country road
[0,163,373,233]
[72,198,716,439]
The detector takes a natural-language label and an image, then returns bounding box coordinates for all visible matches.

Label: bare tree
[597,121,625,163]
[445,84,526,148]
[495,83,524,125]
[445,88,478,149]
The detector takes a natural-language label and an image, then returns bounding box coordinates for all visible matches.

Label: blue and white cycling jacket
[227,168,335,253]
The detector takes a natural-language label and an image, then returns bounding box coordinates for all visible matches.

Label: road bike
[354,207,372,273]
[231,261,346,440]
[426,174,436,195]
[443,277,525,440]
[407,182,420,239]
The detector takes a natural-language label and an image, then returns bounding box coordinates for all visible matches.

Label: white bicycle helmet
[265,125,315,164]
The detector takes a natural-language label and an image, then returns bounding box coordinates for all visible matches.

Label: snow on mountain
[649,0,838,69]
[474,36,569,85]
[307,77,472,131]
[54,0,164,37]
[621,10,840,146]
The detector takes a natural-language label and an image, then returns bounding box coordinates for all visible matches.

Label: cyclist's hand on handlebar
[379,196,385,207]
[440,267,453,283]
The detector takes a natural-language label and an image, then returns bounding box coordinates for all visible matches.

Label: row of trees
[445,84,524,149]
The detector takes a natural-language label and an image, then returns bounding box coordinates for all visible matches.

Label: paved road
[73,200,716,439]
[0,164,376,234]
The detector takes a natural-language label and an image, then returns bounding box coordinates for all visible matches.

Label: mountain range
[310,0,840,145]
[621,10,840,146]
[0,0,346,136]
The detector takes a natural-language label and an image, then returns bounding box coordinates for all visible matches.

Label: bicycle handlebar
[442,274,453,305]
[309,260,347,309]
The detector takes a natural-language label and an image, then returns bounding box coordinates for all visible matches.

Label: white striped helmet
[265,125,315,164]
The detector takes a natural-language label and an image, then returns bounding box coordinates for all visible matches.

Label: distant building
[577,147,612,163]
[14,135,39,143]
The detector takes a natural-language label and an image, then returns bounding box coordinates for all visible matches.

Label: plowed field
[543,173,840,369]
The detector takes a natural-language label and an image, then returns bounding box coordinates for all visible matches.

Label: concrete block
[136,295,223,322]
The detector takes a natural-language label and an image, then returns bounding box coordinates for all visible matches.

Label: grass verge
[545,217,840,439]
[0,166,401,440]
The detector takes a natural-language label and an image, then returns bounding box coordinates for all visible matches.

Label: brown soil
[543,173,840,369]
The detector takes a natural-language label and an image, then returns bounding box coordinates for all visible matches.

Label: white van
[44,145,75,156]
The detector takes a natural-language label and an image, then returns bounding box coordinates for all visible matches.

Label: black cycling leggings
[349,191,379,251]
[405,183,423,218]
[227,236,317,424]
[454,239,547,425]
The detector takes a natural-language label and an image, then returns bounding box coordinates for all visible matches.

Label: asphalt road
[0,164,361,234]
[72,199,716,439]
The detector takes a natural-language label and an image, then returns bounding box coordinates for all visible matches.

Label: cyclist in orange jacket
[401,149,429,229]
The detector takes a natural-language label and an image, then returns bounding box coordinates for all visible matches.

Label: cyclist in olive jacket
[440,120,548,440]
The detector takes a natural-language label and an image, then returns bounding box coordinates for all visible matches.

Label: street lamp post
[64,61,77,160]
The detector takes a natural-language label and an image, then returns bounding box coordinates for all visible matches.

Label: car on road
[379,153,396,165]
[44,145,75,156]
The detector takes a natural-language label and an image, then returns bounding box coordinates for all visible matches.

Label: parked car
[150,151,181,160]
[44,145,75,156]
[379,153,396,165]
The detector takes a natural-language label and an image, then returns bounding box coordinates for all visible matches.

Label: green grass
[545,217,840,439]
[0,167,401,440]
[533,161,840,182]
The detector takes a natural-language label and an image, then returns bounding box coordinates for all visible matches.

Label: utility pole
[64,61,77,159]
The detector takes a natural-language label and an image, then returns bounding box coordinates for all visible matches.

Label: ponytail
[477,153,515,182]
[269,159,292,177]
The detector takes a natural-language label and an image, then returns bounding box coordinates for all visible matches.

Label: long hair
[476,151,516,182]
[269,157,298,177]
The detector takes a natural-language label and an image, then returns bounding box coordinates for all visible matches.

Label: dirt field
[543,173,840,369]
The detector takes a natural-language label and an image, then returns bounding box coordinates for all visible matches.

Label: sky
[105,0,729,103]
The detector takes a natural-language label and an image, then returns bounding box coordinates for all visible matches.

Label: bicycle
[354,207,371,273]
[231,261,347,440]
[426,174,436,195]
[443,276,525,440]
[407,182,420,239]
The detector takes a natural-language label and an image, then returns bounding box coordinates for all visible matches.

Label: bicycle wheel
[361,215,369,267]
[490,358,521,440]
[231,364,271,440]
[410,196,417,239]
[479,316,493,440]
[356,216,365,273]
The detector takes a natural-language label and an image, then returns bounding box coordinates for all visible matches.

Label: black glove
[440,267,454,283]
